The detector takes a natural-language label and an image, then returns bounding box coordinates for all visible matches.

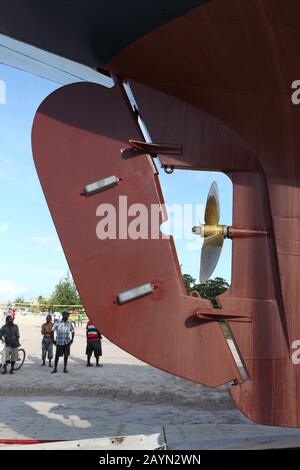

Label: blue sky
[0,63,232,302]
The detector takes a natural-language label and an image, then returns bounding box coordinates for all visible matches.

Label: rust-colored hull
[103,1,300,427]
[32,83,240,388]
[28,0,300,427]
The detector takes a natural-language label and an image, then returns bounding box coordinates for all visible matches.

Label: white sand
[1,314,299,449]
[0,315,244,441]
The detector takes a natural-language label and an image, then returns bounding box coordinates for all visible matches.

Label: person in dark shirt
[86,320,102,367]
[0,313,20,374]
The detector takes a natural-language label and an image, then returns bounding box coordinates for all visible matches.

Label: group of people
[0,310,103,375]
[51,310,84,328]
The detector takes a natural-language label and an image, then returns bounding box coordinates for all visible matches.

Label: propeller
[192,182,227,283]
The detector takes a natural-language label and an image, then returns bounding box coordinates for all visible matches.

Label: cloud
[29,236,58,247]
[0,222,10,234]
[0,280,28,302]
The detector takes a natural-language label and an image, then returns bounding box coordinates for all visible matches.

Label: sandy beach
[0,314,299,449]
[0,315,241,438]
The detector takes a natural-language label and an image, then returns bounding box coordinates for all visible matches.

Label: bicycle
[0,340,26,371]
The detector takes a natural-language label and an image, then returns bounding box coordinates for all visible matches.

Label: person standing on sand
[86,320,103,367]
[41,314,54,367]
[51,311,75,374]
[0,313,20,375]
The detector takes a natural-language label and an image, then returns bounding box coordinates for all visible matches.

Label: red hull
[29,0,300,427]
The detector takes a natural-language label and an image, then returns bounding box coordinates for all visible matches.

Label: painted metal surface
[0,33,114,87]
[127,81,300,426]
[4,0,300,428]
[0,0,210,69]
[0,432,166,450]
[32,82,240,388]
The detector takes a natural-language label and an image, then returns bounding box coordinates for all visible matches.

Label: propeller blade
[204,181,220,226]
[200,232,224,283]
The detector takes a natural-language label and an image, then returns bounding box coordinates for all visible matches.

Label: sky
[0,63,232,302]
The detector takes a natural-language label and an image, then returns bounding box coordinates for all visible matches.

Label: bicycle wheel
[14,348,26,371]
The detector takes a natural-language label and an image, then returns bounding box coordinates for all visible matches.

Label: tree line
[11,272,229,310]
[183,274,229,308]
[12,272,81,309]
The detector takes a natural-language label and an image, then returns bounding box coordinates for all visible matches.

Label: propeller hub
[192,224,227,238]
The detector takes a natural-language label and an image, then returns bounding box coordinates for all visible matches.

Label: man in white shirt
[51,311,75,374]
